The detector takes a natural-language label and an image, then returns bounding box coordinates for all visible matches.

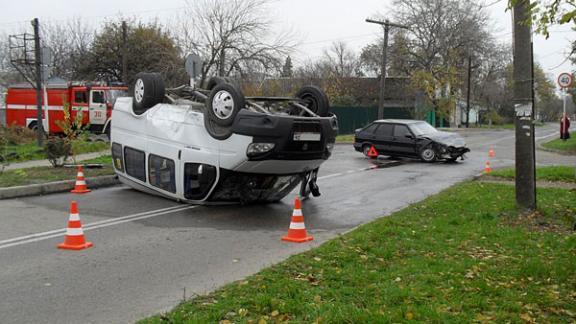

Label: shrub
[0,124,36,145]
[44,136,71,167]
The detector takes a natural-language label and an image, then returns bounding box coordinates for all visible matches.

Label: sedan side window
[393,125,412,138]
[375,123,393,136]
[362,124,379,134]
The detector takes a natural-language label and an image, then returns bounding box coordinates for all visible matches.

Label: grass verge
[3,141,109,163]
[0,155,113,188]
[542,132,576,154]
[488,166,576,183]
[141,182,576,323]
[335,134,354,143]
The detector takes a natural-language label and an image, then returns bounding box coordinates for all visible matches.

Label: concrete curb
[0,175,120,200]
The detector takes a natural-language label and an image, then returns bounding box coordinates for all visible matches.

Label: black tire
[420,145,437,162]
[28,121,38,131]
[206,83,245,126]
[294,86,330,117]
[362,144,377,159]
[206,76,227,90]
[104,123,111,140]
[132,72,165,115]
[223,77,241,89]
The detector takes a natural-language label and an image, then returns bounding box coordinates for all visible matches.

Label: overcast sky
[1,0,574,89]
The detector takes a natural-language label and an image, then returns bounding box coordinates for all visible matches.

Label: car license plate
[293,132,321,141]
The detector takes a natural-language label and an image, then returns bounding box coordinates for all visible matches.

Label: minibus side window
[184,163,216,200]
[148,154,176,193]
[124,147,146,182]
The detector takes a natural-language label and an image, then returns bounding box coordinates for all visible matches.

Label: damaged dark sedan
[353,119,470,162]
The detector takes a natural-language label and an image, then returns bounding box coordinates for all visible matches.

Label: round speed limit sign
[557,72,573,88]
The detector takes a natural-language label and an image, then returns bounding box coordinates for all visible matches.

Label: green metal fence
[332,106,414,134]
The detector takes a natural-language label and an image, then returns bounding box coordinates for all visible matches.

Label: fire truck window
[92,91,105,104]
[111,143,124,172]
[148,154,176,193]
[124,147,146,182]
[74,91,87,104]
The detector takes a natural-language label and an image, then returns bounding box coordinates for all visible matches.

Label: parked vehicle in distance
[5,80,127,136]
[111,72,338,204]
[353,119,469,162]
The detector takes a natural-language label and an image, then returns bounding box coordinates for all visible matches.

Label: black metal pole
[466,56,472,128]
[122,21,128,84]
[379,24,389,120]
[365,18,409,120]
[512,0,536,210]
[32,18,44,146]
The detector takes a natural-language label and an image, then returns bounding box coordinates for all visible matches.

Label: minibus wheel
[206,83,245,126]
[132,72,165,115]
[294,86,330,117]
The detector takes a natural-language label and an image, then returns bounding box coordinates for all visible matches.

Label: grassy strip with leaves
[0,155,113,188]
[335,134,355,143]
[141,182,576,323]
[489,166,576,183]
[543,132,576,154]
[4,141,109,164]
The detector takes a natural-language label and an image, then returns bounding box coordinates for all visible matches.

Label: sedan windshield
[409,122,438,136]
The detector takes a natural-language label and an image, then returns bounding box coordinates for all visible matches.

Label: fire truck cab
[5,79,127,135]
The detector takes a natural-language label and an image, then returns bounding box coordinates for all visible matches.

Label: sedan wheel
[362,145,370,157]
[420,146,436,162]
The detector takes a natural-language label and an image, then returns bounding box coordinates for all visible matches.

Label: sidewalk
[4,150,110,171]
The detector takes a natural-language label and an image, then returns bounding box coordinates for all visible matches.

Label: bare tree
[384,0,495,123]
[360,31,413,77]
[40,19,94,80]
[322,41,361,78]
[175,0,296,85]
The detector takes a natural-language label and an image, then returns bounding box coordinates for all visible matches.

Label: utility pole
[32,18,44,146]
[465,56,472,128]
[122,21,128,84]
[512,0,537,210]
[365,18,409,120]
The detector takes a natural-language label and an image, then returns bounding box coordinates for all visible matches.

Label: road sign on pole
[558,72,573,89]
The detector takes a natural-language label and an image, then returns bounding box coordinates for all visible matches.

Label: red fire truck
[5,80,127,135]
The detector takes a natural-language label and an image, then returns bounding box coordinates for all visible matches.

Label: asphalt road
[0,124,574,324]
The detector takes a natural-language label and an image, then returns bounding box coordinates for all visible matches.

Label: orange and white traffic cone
[58,201,93,250]
[484,161,492,174]
[71,165,91,194]
[282,196,313,243]
[488,146,495,158]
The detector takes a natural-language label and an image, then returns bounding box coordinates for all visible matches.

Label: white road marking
[1,163,392,250]
[318,172,343,180]
[0,205,196,250]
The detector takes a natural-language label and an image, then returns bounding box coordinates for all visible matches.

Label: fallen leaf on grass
[520,313,535,323]
[405,312,414,320]
[238,308,248,317]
